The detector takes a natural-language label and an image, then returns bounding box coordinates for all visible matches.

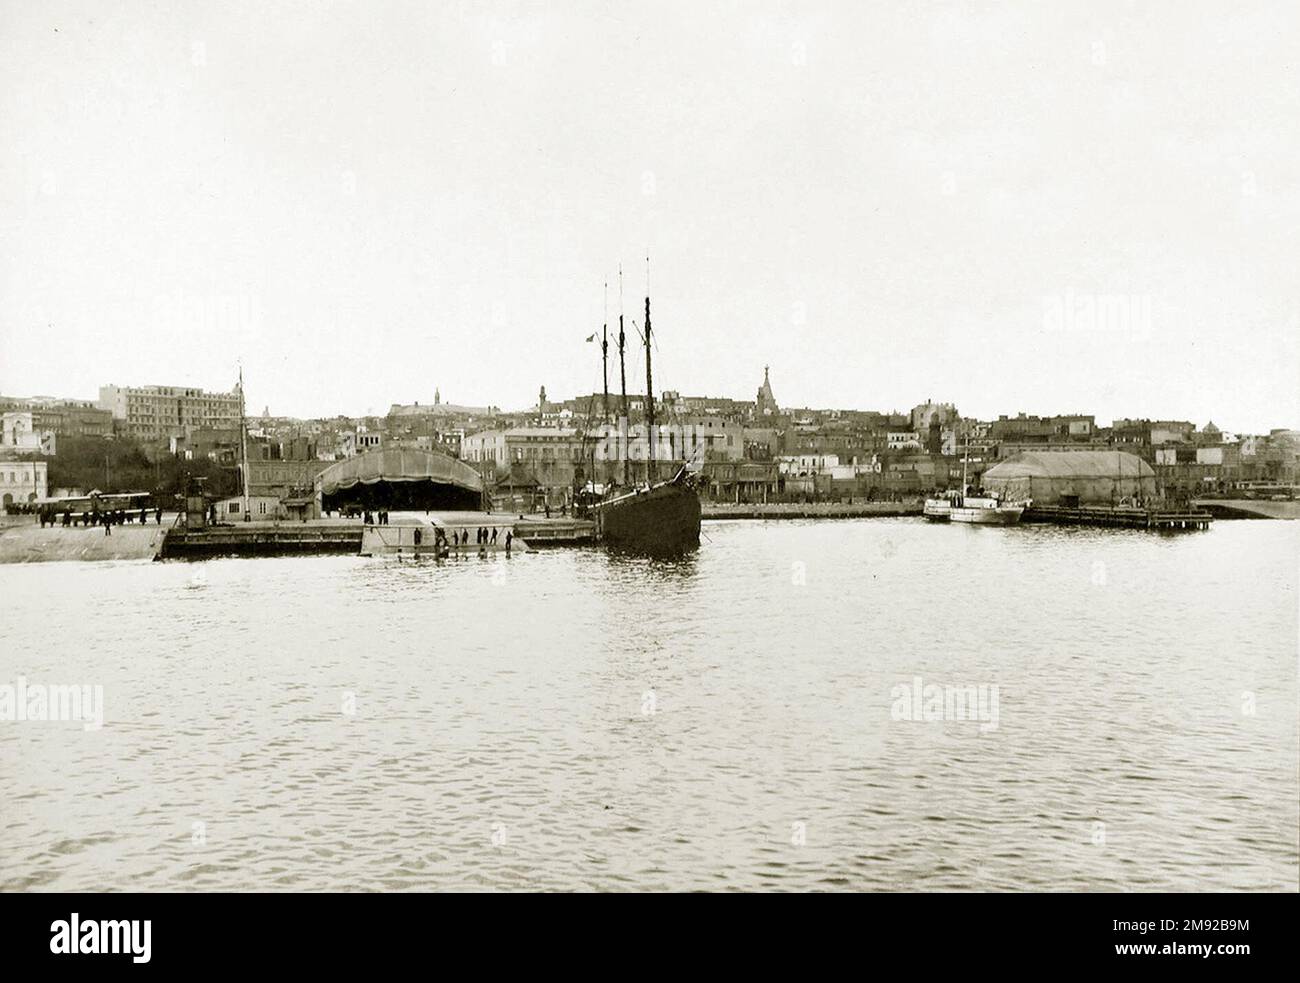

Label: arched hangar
[316,448,487,513]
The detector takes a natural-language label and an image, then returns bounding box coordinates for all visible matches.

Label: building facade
[98,383,242,442]
[0,397,112,438]
[0,460,49,509]
[1,413,55,454]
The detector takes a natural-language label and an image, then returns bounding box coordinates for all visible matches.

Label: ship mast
[644,273,655,483]
[961,425,970,501]
[601,281,610,425]
[618,267,629,486]
[238,364,251,520]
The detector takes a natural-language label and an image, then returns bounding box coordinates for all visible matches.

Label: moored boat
[927,431,1026,525]
[580,271,702,556]
[923,496,953,521]
[591,472,702,554]
[949,493,1025,525]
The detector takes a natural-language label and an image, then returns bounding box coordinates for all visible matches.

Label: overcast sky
[1,1,1296,431]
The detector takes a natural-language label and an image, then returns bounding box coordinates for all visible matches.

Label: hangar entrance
[317,449,487,514]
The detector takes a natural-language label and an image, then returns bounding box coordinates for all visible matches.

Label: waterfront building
[983,451,1156,505]
[0,459,49,510]
[463,427,586,506]
[779,453,841,475]
[215,457,333,521]
[169,426,242,464]
[701,461,780,503]
[98,382,241,442]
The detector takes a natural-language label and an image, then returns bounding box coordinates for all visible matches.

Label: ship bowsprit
[317,449,488,513]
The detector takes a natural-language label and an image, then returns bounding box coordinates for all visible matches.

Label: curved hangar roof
[985,450,1155,480]
[317,448,484,496]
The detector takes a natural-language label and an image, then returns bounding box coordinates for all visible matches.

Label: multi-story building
[462,427,587,507]
[98,383,242,442]
[1,412,55,454]
[887,431,922,450]
[910,400,959,434]
[990,413,1098,445]
[0,459,48,510]
[0,396,113,438]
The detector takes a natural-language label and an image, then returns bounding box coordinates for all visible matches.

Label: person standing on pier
[505,530,513,555]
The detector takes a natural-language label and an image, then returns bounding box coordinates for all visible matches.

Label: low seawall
[702,502,922,520]
[0,524,166,563]
[1193,499,1300,520]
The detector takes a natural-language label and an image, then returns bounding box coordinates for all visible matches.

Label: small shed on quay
[982,450,1157,506]
[492,468,544,513]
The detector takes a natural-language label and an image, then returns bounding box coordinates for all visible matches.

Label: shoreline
[702,502,922,520]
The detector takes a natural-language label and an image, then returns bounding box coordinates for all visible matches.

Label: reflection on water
[0,519,1296,891]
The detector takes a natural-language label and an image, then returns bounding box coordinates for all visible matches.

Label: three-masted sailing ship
[580,272,702,555]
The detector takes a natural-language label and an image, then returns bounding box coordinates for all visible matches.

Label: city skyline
[0,367,1292,437]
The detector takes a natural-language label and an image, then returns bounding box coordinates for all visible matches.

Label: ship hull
[923,499,952,521]
[949,505,1024,525]
[594,481,701,555]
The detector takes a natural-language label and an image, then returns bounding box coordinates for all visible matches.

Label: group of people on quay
[36,505,163,534]
[430,525,512,557]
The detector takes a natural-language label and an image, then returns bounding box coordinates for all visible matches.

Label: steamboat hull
[595,482,701,555]
[923,499,952,521]
[949,505,1024,525]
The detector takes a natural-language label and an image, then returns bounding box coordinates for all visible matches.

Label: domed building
[982,450,1156,506]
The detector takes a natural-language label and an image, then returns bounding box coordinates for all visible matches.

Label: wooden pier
[1023,505,1213,531]
[160,522,363,559]
[512,518,596,545]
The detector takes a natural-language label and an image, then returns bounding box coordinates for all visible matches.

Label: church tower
[756,365,779,416]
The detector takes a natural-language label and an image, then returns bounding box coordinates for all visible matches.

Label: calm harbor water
[1,518,1296,892]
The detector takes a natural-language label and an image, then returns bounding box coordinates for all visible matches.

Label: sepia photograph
[0,0,1295,966]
